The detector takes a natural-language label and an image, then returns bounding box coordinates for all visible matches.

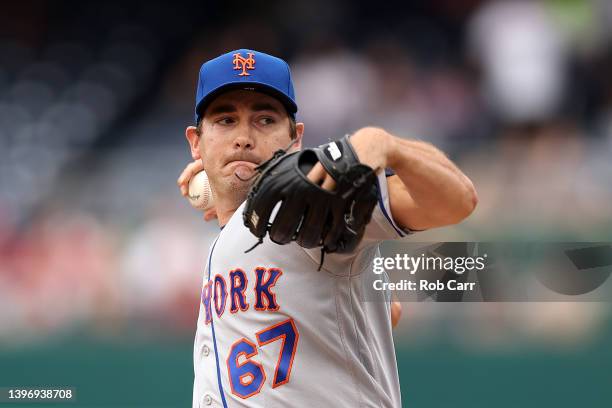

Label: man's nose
[233,123,255,149]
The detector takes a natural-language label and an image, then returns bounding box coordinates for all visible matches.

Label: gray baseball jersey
[192,171,410,408]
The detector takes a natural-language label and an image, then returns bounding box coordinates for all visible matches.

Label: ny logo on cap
[232,52,255,76]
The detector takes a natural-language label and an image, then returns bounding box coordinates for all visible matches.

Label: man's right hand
[177,160,217,221]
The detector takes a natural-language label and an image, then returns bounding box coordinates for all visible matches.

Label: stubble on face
[197,91,294,210]
[199,122,256,205]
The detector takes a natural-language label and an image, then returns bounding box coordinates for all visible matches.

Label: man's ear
[293,122,305,150]
[185,126,202,160]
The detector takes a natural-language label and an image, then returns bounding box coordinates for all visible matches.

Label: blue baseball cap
[194,49,298,123]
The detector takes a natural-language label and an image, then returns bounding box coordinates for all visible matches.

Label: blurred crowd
[1,0,611,346]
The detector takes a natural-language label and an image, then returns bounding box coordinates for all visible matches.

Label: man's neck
[215,198,246,227]
[217,209,236,228]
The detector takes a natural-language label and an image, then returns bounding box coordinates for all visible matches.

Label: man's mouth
[227,160,257,167]
[227,160,258,181]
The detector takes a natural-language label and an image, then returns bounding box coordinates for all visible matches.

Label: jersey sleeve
[301,169,419,274]
[360,169,417,245]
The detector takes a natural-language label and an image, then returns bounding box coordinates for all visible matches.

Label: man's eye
[258,117,275,125]
[217,117,235,125]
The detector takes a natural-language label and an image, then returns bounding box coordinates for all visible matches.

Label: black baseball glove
[243,135,379,266]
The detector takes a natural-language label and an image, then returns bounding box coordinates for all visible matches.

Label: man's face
[187,89,303,202]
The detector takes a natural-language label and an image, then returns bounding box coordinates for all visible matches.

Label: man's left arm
[349,127,478,231]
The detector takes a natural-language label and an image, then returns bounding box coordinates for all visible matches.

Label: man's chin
[208,173,252,202]
[226,174,254,196]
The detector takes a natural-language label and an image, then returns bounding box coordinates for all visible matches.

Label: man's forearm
[386,134,477,229]
[349,126,477,230]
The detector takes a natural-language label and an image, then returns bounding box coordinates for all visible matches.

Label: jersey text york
[201,267,283,324]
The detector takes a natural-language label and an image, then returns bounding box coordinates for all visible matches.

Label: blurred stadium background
[1,0,611,406]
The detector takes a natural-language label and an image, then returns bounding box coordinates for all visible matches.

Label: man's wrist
[379,129,399,169]
[350,127,394,170]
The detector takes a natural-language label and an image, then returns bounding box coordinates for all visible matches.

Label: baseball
[188,170,214,211]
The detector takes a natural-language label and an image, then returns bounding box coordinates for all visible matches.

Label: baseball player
[178,49,477,408]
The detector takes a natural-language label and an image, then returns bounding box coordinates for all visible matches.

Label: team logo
[232,52,255,76]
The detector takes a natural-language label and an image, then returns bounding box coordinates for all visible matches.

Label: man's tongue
[235,164,253,181]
